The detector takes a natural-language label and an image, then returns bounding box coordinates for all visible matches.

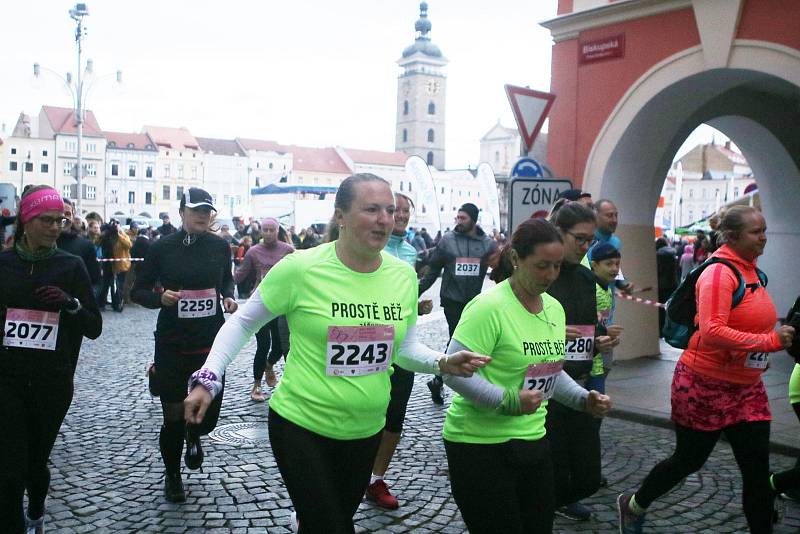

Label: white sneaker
[290,511,299,533]
[26,515,45,534]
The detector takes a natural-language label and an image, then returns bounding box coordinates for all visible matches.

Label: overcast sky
[0,0,726,169]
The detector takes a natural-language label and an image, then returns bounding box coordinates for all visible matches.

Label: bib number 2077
[3,308,59,351]
[326,325,394,377]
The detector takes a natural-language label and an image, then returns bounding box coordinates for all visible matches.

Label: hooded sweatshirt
[679,244,783,384]
[419,229,496,304]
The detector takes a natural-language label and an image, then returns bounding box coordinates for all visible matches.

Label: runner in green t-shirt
[587,242,624,393]
[366,191,434,510]
[441,218,612,534]
[183,174,489,533]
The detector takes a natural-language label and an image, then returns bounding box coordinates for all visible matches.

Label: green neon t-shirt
[261,242,418,440]
[443,280,566,444]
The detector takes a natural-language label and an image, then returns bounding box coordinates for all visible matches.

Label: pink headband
[261,217,279,228]
[20,188,65,224]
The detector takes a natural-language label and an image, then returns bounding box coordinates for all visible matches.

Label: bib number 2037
[455,257,480,276]
[326,325,395,377]
[3,308,59,351]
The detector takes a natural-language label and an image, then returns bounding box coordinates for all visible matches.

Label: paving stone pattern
[41,305,800,532]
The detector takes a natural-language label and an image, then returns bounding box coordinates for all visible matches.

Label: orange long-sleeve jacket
[679,244,782,384]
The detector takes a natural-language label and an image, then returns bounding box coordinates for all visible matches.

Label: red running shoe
[365,479,399,510]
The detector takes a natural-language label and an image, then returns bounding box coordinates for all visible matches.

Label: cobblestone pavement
[41,305,800,533]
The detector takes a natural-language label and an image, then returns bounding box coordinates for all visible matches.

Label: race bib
[565,325,595,361]
[523,360,564,400]
[744,351,769,369]
[3,308,59,351]
[454,257,480,276]
[326,325,394,377]
[178,289,217,318]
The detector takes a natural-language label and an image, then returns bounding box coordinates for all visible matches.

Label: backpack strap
[701,257,746,308]
[756,267,768,288]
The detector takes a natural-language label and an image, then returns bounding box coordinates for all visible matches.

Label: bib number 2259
[178,289,217,318]
[326,325,394,377]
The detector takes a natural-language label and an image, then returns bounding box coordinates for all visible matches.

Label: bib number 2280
[326,325,394,377]
[565,325,595,361]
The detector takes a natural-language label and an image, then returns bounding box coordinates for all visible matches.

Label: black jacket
[547,261,605,382]
[132,230,234,349]
[0,248,102,376]
[130,235,151,271]
[158,223,177,237]
[57,230,101,284]
[419,229,497,304]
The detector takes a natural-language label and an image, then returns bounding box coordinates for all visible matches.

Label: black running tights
[268,408,381,534]
[635,421,773,533]
[445,438,554,534]
[253,318,282,380]
[0,374,73,534]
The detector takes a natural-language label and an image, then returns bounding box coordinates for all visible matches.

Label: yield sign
[505,84,556,153]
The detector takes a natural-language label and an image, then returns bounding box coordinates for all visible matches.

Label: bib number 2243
[326,325,394,377]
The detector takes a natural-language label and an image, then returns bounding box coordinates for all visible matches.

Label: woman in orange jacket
[618,206,795,534]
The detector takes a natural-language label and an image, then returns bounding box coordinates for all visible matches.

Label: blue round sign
[511,158,544,178]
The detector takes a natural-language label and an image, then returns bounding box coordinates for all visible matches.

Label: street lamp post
[33,3,121,215]
[71,3,87,215]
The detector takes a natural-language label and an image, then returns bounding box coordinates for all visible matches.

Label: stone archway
[582,42,800,359]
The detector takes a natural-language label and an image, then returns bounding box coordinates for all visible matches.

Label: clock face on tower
[425,79,441,95]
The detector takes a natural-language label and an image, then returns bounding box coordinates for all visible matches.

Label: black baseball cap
[180,187,216,211]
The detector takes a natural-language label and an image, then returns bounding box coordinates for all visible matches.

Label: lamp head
[69,3,89,20]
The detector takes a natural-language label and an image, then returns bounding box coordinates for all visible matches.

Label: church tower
[395,2,448,169]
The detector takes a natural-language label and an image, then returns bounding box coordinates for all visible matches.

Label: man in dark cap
[418,203,497,404]
[558,188,593,207]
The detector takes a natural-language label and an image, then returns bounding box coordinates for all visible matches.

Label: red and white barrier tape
[97,257,145,262]
[615,291,665,309]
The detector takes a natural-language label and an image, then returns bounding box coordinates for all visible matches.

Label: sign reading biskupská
[579,34,625,65]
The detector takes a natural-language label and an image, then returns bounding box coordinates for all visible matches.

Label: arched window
[426,152,434,166]
[400,181,404,191]
[402,129,408,143]
[428,102,435,115]
[495,150,500,163]
[427,129,434,143]
[403,100,409,115]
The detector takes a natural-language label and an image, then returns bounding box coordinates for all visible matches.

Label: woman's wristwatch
[65,298,82,314]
